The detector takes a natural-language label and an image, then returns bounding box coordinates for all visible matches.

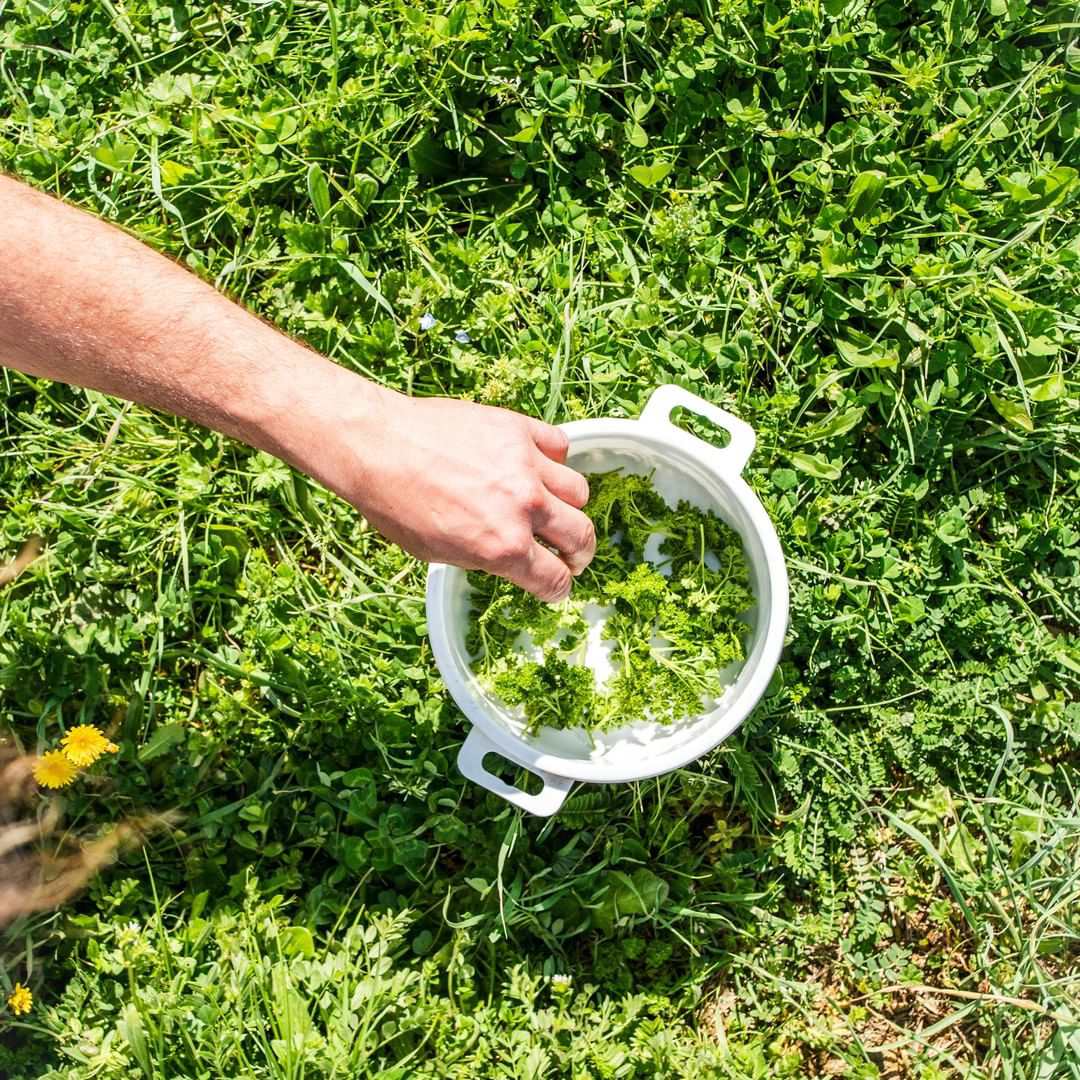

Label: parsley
[467,470,753,735]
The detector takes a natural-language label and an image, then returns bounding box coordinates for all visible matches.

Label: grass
[1,0,1078,1076]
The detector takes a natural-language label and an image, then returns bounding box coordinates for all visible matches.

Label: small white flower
[454,330,471,344]
[419,313,437,331]
[552,974,571,988]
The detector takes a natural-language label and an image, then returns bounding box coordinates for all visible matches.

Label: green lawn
[1,1,1078,1076]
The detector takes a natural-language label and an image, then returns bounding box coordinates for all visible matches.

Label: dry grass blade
[0,742,176,926]
[0,536,43,588]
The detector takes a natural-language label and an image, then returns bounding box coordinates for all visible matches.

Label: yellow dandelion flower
[33,750,78,789]
[60,724,114,767]
[7,983,33,1015]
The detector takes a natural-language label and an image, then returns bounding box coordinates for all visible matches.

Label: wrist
[246,341,397,498]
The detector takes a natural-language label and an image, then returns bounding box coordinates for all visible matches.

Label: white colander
[426,384,788,816]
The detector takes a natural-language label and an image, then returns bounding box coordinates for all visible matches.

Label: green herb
[467,470,753,734]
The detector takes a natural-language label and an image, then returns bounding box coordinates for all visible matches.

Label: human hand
[297,382,595,602]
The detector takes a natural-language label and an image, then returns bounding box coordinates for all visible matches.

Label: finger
[504,542,574,603]
[529,419,569,464]
[535,497,596,576]
[539,457,589,509]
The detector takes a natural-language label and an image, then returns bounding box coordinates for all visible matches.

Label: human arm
[0,175,594,601]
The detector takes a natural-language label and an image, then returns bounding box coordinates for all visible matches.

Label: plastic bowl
[426,385,789,816]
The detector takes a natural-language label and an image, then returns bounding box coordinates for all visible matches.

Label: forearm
[0,174,594,600]
[0,175,383,472]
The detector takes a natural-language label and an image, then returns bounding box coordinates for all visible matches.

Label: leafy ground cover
[1,0,1078,1075]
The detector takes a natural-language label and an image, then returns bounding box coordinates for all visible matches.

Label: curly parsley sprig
[467,470,753,735]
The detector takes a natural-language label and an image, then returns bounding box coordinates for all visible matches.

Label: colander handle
[639,384,756,474]
[458,729,573,817]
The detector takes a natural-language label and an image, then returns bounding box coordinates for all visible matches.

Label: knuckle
[508,533,534,561]
[564,518,595,555]
[543,564,572,601]
[549,427,570,455]
[475,535,503,566]
[485,529,531,569]
[473,540,499,567]
[520,481,547,515]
